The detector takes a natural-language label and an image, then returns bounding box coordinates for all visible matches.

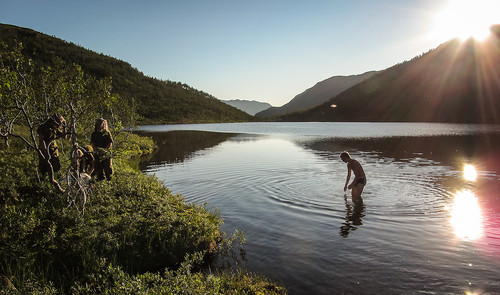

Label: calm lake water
[136,122,500,295]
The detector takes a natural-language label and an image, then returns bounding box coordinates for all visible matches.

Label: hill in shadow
[221,99,273,116]
[256,71,378,118]
[0,23,253,124]
[280,28,500,124]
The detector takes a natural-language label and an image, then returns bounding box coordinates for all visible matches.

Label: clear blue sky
[2,0,496,106]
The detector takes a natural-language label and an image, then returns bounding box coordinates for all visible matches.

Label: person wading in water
[340,151,366,203]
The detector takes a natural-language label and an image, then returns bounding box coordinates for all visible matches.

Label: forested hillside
[280,28,500,124]
[0,23,253,124]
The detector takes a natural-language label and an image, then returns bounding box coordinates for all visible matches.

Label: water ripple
[140,125,500,295]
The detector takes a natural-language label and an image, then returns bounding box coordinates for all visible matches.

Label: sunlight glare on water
[464,164,478,181]
[137,123,500,294]
[448,190,483,241]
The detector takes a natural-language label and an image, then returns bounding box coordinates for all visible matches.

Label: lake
[136,122,500,295]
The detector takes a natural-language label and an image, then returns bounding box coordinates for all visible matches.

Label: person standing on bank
[91,118,114,181]
[340,151,366,202]
[37,113,67,178]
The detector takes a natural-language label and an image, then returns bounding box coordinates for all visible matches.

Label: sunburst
[432,0,500,42]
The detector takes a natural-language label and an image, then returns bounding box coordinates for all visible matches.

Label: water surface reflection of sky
[137,123,500,294]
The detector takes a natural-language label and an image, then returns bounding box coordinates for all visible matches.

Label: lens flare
[463,164,477,181]
[449,190,483,240]
[432,0,500,42]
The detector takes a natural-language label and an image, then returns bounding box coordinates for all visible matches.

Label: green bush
[71,259,286,295]
[0,152,221,290]
[0,134,285,294]
[113,132,156,160]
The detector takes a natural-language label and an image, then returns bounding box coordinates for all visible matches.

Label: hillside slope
[280,32,500,124]
[256,71,378,118]
[221,99,273,115]
[0,23,253,124]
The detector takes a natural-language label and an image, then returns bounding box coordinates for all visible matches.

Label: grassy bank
[0,133,285,294]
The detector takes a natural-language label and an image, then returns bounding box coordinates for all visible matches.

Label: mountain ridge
[279,33,500,124]
[4,23,499,125]
[256,71,378,118]
[0,23,253,124]
[221,99,273,116]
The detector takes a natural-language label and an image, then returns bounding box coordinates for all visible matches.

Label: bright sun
[433,0,500,42]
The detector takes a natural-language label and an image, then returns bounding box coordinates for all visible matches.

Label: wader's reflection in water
[340,195,365,238]
[138,124,500,294]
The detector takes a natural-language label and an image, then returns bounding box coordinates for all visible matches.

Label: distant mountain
[0,23,253,124]
[280,30,500,124]
[221,99,272,116]
[256,71,378,118]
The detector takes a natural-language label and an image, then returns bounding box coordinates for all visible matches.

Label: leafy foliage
[71,259,286,295]
[0,133,284,294]
[0,41,135,193]
[0,41,132,141]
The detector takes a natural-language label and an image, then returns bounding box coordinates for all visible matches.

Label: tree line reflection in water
[138,130,500,243]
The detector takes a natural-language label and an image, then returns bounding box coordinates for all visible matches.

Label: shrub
[0,133,285,294]
[71,259,286,295]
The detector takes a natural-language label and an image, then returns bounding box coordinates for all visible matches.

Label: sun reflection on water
[463,164,477,181]
[447,190,483,241]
